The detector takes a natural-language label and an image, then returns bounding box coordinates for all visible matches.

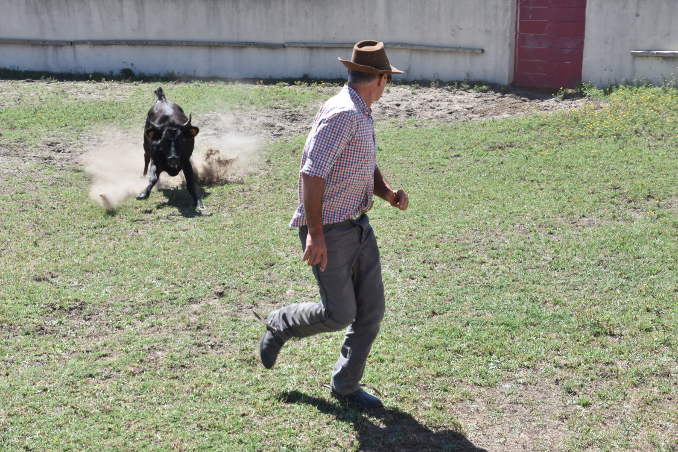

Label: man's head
[347,70,393,84]
[347,70,392,103]
[340,40,402,105]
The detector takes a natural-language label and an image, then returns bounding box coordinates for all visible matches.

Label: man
[257,40,409,409]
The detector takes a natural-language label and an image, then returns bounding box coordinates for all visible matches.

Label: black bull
[136,87,204,209]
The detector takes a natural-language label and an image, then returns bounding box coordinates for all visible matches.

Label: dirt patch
[375,86,587,125]
[654,196,678,214]
[451,378,573,451]
[213,104,313,140]
[206,86,589,142]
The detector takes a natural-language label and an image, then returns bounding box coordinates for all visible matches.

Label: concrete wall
[0,0,517,84]
[583,0,678,86]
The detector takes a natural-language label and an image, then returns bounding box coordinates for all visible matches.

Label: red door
[514,0,587,89]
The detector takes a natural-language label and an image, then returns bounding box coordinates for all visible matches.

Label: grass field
[0,80,676,451]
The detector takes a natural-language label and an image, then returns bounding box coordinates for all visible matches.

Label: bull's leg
[142,152,150,176]
[137,162,159,200]
[183,160,204,210]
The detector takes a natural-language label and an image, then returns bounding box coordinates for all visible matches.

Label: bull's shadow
[278,391,487,452]
[157,187,211,217]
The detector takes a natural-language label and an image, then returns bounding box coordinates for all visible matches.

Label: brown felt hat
[338,40,404,75]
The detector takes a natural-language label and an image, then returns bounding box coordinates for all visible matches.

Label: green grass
[0,82,676,451]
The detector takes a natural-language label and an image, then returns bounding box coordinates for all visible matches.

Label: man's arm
[374,166,409,210]
[301,173,328,271]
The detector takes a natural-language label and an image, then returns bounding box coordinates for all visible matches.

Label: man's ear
[189,126,199,137]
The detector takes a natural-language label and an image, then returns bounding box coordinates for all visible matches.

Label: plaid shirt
[290,85,377,227]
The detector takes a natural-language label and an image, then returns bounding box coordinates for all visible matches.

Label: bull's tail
[154,87,166,101]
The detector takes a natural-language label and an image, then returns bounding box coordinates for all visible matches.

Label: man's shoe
[331,388,383,410]
[259,330,285,369]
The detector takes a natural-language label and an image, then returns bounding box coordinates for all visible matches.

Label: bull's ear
[189,126,199,137]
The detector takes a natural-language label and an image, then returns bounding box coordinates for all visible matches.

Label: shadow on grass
[157,187,211,217]
[278,390,487,452]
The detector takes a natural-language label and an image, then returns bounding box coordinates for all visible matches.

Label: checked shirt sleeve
[301,110,355,179]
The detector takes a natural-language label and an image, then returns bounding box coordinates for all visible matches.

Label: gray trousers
[267,214,385,395]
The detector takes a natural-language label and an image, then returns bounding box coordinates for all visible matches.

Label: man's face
[374,73,391,102]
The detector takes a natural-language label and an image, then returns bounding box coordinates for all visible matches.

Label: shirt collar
[346,85,372,116]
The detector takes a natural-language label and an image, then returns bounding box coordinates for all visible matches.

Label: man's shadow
[278,391,487,452]
[157,187,211,217]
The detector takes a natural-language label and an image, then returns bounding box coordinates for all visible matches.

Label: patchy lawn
[0,80,676,451]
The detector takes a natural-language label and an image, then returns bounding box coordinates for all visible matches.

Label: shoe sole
[331,391,383,410]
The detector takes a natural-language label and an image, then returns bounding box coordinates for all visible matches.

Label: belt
[301,207,371,232]
[316,213,366,232]
[348,211,366,222]
[347,202,373,222]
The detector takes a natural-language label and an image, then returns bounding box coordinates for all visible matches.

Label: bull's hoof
[196,199,205,210]
[136,192,149,200]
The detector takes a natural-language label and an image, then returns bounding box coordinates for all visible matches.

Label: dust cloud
[186,113,262,187]
[80,129,147,209]
[81,115,261,209]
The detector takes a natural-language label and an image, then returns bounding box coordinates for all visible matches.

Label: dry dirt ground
[206,85,588,142]
[0,82,589,169]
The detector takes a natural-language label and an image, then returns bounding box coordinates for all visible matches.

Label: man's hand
[389,189,409,210]
[301,173,328,271]
[303,230,328,271]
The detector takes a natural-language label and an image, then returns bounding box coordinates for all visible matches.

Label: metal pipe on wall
[0,38,484,54]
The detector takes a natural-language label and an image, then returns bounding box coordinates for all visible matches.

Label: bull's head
[145,115,200,173]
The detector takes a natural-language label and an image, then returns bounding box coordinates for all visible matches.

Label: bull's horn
[147,119,162,130]
[182,113,192,127]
